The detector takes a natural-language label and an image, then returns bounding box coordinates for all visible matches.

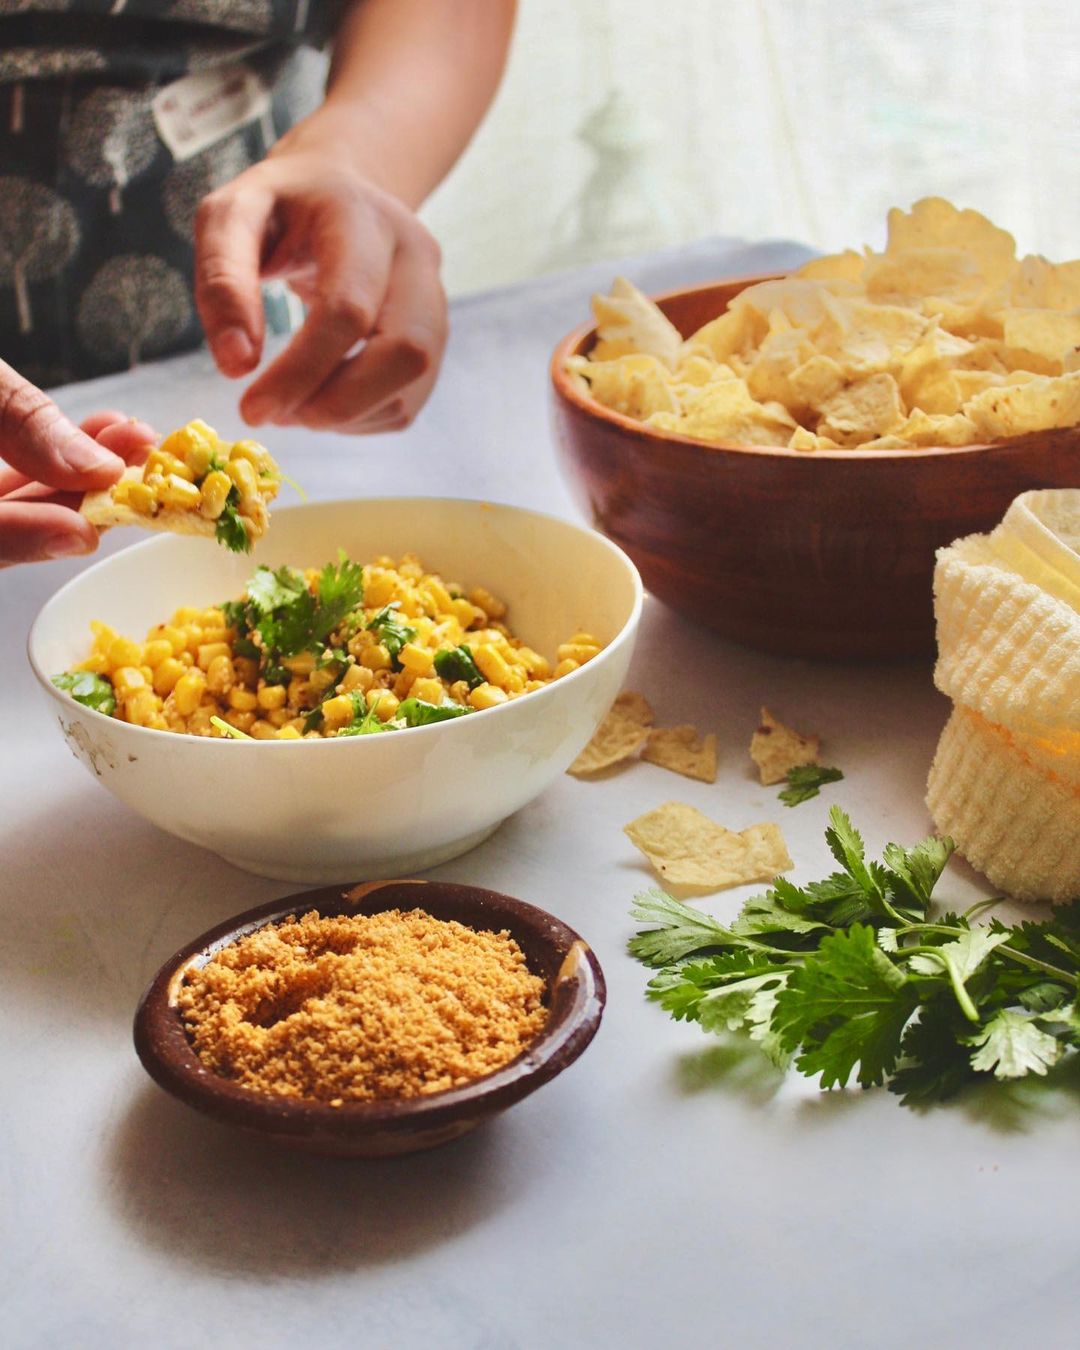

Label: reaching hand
[194,146,448,436]
[0,361,156,565]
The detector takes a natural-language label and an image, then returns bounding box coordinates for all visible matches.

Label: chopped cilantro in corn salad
[54,553,603,739]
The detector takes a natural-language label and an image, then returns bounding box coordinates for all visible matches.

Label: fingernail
[46,533,94,559]
[60,435,121,473]
[216,327,254,373]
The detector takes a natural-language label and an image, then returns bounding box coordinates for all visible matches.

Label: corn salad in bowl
[31,497,641,880]
[57,551,603,741]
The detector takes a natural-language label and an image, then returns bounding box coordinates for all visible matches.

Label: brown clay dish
[550,273,1080,658]
[134,879,606,1157]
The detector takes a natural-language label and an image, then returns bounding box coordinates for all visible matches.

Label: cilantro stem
[995,943,1077,984]
[895,943,981,1023]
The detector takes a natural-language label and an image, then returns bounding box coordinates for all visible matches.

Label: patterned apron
[0,0,345,386]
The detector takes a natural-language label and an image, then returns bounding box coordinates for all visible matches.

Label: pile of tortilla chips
[567,197,1080,450]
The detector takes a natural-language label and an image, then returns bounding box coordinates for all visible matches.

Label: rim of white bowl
[28,496,644,749]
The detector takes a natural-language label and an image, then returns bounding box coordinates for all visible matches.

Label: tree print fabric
[0,0,346,386]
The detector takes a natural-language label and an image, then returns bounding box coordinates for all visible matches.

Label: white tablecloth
[3,237,1076,1350]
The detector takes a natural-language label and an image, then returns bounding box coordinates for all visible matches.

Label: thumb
[194,182,274,377]
[0,361,123,491]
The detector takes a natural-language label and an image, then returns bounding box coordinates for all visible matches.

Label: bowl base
[216,820,505,883]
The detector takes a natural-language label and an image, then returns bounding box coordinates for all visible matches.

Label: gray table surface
[3,237,1077,1350]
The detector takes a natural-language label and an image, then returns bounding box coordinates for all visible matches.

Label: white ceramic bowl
[29,498,642,882]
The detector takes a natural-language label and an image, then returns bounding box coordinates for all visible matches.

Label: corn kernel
[225,709,257,733]
[266,708,290,728]
[229,439,270,472]
[399,642,434,676]
[422,579,453,614]
[107,636,143,670]
[367,689,400,720]
[469,586,507,620]
[553,658,579,679]
[364,571,396,607]
[198,470,232,520]
[142,639,172,669]
[227,686,258,712]
[474,645,512,688]
[451,598,479,628]
[186,705,215,736]
[124,688,162,727]
[250,719,278,740]
[468,683,509,710]
[173,606,201,626]
[233,656,259,688]
[256,683,287,711]
[197,641,231,670]
[78,653,110,675]
[359,643,391,671]
[112,666,146,698]
[557,641,602,665]
[309,666,338,694]
[226,457,260,510]
[160,473,201,510]
[153,657,185,696]
[282,651,315,676]
[206,653,233,696]
[114,479,156,514]
[320,694,355,730]
[340,663,373,694]
[512,646,551,678]
[276,725,302,740]
[410,677,445,704]
[173,670,206,716]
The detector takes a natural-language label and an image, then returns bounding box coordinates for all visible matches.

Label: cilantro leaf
[649,953,788,1035]
[967,1010,1063,1080]
[882,834,954,911]
[312,553,365,644]
[249,553,365,660]
[397,698,472,727]
[772,924,918,1088]
[628,888,742,968]
[247,565,307,615]
[52,670,116,717]
[335,692,391,737]
[889,997,979,1105]
[214,489,251,553]
[434,645,485,689]
[367,603,416,667]
[730,889,830,941]
[779,763,844,807]
[824,807,887,909]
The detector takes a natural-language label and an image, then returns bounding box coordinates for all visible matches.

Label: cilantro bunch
[630,807,1080,1105]
[223,554,365,668]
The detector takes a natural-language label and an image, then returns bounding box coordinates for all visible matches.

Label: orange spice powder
[177,908,549,1103]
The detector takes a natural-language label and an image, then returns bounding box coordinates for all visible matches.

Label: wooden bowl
[134,879,606,1157]
[550,274,1080,658]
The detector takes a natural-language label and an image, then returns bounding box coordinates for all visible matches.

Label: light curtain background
[422,0,1080,294]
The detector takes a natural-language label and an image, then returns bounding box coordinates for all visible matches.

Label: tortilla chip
[964,371,1080,439]
[567,690,654,776]
[81,464,263,544]
[591,277,683,370]
[750,707,821,786]
[818,372,906,443]
[642,725,718,782]
[623,801,792,892]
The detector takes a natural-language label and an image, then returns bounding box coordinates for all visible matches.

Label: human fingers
[239,195,397,425]
[79,410,128,439]
[194,179,275,378]
[0,360,124,491]
[0,499,97,565]
[289,227,446,432]
[94,418,157,463]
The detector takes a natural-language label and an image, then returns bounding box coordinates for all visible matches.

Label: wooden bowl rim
[549,271,1071,463]
[133,879,606,1142]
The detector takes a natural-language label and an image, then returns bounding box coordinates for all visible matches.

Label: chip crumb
[568,690,654,776]
[623,801,793,893]
[177,908,548,1103]
[642,724,718,782]
[750,706,821,785]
